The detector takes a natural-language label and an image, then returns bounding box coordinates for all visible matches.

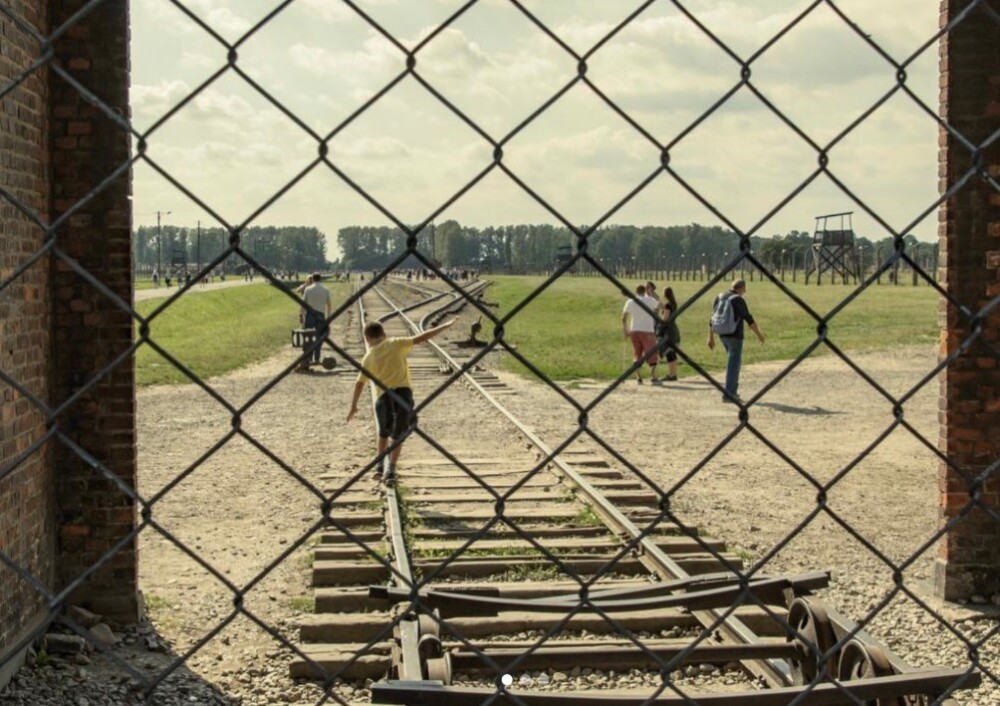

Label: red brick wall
[47,0,137,620]
[0,0,56,660]
[1,0,136,671]
[936,0,1000,600]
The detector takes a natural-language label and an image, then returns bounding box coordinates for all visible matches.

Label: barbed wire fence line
[1,0,998,705]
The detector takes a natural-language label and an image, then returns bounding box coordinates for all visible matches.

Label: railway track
[290,281,978,705]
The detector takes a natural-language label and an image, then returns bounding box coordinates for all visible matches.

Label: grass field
[487,275,938,381]
[132,275,937,386]
[135,283,350,386]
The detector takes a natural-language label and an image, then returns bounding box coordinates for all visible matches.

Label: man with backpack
[708,279,765,404]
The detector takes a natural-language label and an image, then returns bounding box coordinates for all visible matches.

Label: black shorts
[375,387,415,439]
[662,345,677,364]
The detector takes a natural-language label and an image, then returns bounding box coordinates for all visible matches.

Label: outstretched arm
[413,318,457,345]
[346,378,366,421]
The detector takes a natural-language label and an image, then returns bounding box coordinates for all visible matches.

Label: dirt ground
[130,305,998,705]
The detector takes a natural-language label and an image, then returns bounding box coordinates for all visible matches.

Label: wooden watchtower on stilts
[553,244,573,273]
[805,211,861,284]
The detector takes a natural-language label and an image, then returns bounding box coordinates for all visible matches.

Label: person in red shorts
[621,284,661,384]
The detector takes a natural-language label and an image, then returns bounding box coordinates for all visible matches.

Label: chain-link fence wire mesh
[1,0,999,704]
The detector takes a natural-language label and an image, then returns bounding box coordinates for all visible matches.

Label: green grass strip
[489,275,937,381]
[134,282,349,386]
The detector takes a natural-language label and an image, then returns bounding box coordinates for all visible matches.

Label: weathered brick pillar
[0,0,57,683]
[48,0,138,620]
[936,0,1000,601]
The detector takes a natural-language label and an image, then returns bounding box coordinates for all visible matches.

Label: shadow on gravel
[1,614,236,706]
[753,402,844,416]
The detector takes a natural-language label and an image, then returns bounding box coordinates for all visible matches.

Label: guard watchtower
[554,244,573,271]
[805,211,861,285]
[170,244,187,275]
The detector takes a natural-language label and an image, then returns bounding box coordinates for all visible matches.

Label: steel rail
[373,669,981,706]
[362,282,972,705]
[354,284,422,681]
[410,293,953,691]
[385,288,782,684]
[448,642,804,672]
[363,286,791,688]
[371,571,830,614]
[357,279,491,681]
[377,280,491,326]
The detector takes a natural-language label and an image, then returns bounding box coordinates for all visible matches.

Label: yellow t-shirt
[358,337,414,393]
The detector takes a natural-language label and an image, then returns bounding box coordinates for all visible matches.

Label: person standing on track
[301,273,332,366]
[622,283,661,384]
[346,318,457,483]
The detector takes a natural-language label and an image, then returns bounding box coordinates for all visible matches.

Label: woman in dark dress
[657,287,681,381]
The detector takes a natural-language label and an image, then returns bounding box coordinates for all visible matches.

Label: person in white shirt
[621,283,661,384]
[300,273,332,365]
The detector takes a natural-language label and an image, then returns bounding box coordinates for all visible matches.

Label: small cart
[291,328,337,371]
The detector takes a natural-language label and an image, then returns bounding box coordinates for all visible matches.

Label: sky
[129,0,944,260]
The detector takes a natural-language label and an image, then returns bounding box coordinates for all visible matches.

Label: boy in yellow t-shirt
[346,318,456,482]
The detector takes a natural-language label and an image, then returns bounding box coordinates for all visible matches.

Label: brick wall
[0,0,56,666]
[1,0,136,676]
[47,0,137,620]
[936,0,1000,600]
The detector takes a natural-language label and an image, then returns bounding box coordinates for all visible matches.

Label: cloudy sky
[130,0,943,259]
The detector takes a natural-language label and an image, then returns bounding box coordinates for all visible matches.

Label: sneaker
[664,375,678,381]
[721,395,743,404]
[383,465,397,486]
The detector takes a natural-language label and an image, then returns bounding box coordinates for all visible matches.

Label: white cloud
[288,35,400,79]
[131,80,192,118]
[296,0,355,24]
[191,89,255,121]
[130,0,942,244]
[520,125,654,173]
[414,27,493,77]
[297,0,399,24]
[202,7,253,38]
[179,51,216,69]
[334,136,412,161]
[134,0,253,38]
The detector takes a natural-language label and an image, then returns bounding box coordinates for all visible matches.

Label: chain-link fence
[1,0,999,705]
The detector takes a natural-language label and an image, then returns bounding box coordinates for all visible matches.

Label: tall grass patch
[135,283,349,385]
[489,276,937,381]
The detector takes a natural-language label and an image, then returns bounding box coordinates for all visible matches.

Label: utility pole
[196,220,201,273]
[156,210,171,276]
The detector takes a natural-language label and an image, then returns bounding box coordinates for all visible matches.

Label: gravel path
[133,278,261,303]
[3,306,997,704]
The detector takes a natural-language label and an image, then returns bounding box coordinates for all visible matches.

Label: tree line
[336,221,939,274]
[133,225,329,274]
